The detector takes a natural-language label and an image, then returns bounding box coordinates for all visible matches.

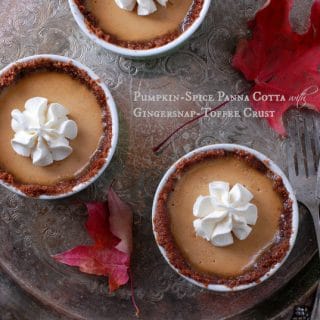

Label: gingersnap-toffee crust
[0,58,113,197]
[73,0,204,50]
[153,149,293,288]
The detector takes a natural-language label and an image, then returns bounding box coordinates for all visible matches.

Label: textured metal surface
[0,0,319,319]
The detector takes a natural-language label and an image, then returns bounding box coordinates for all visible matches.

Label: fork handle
[308,201,320,258]
[310,203,320,320]
[311,283,320,320]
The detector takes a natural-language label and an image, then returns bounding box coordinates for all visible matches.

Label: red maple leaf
[232,0,320,135]
[152,0,320,152]
[53,189,133,293]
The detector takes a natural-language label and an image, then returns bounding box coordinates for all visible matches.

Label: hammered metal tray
[0,0,319,319]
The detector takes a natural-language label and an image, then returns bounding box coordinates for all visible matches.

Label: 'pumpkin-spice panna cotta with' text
[153,145,298,290]
[72,0,205,49]
[0,55,117,198]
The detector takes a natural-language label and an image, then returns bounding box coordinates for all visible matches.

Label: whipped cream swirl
[11,97,78,167]
[115,0,168,16]
[193,181,258,247]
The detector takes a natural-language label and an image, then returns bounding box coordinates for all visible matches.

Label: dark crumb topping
[153,149,293,287]
[0,58,113,197]
[73,0,204,50]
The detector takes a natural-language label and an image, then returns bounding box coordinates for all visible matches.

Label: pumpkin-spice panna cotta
[0,55,118,198]
[69,0,210,57]
[153,144,298,290]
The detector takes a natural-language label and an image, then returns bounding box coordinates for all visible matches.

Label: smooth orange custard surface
[168,157,283,276]
[0,71,103,185]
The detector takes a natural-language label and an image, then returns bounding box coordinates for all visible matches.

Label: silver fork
[286,111,320,320]
[311,163,320,320]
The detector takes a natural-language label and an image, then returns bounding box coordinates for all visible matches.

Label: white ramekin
[152,143,299,291]
[0,54,119,200]
[68,0,212,58]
